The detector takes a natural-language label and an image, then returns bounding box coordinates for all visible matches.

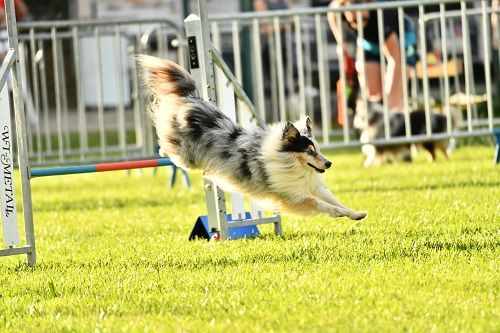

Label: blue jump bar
[30,158,174,178]
[31,164,96,178]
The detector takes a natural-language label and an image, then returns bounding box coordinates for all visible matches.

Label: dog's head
[280,116,332,174]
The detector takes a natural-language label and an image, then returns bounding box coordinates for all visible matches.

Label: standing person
[328,0,417,113]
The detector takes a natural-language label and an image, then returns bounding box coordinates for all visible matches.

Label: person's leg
[493,48,500,98]
[361,61,407,112]
[362,62,383,102]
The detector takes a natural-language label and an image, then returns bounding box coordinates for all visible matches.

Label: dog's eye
[306,150,314,156]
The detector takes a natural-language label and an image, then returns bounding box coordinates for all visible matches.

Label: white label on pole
[0,83,20,246]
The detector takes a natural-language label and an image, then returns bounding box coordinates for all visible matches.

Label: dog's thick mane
[262,124,324,204]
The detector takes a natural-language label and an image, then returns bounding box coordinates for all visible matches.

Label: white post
[214,61,246,221]
[1,0,36,266]
[185,11,228,240]
[186,0,282,239]
[0,83,19,247]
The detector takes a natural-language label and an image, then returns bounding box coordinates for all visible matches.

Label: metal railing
[209,0,498,148]
[1,17,186,166]
[2,0,498,166]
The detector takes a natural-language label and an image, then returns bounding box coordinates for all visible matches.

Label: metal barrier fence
[209,0,499,149]
[1,18,185,166]
[2,0,498,167]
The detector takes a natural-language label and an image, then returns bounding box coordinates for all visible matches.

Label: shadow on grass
[342,179,499,194]
[32,197,197,212]
[18,233,498,273]
[421,239,500,251]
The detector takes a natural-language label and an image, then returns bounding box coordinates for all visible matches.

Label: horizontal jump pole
[30,158,175,178]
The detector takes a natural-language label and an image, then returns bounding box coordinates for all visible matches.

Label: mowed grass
[0,146,499,332]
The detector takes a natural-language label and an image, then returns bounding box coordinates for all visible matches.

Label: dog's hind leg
[436,141,449,160]
[313,185,367,220]
[283,197,366,220]
[423,142,437,162]
[314,184,363,210]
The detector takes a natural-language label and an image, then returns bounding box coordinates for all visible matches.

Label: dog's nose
[325,161,332,169]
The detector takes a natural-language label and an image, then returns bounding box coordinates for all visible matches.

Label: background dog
[140,55,366,221]
[354,104,461,167]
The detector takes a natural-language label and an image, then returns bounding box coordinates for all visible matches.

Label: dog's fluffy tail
[138,55,197,98]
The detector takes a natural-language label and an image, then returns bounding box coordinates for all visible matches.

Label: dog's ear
[305,116,312,136]
[282,121,300,142]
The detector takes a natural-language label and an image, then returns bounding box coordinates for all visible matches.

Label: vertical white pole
[377,9,390,140]
[252,18,266,121]
[293,15,306,119]
[336,12,349,143]
[0,83,20,247]
[356,11,368,129]
[315,14,329,145]
[397,8,411,138]
[273,16,286,121]
[481,0,493,131]
[185,8,228,240]
[418,5,432,137]
[4,0,36,266]
[212,21,246,222]
[439,4,452,136]
[232,20,244,123]
[460,1,472,133]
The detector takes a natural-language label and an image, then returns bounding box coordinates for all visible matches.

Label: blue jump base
[189,212,260,241]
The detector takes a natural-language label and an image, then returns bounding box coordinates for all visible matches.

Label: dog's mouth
[307,163,325,173]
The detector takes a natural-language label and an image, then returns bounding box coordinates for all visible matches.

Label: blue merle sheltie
[139,55,366,220]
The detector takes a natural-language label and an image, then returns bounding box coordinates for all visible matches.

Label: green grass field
[1,146,499,332]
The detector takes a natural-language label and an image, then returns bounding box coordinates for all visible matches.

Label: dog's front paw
[351,210,367,221]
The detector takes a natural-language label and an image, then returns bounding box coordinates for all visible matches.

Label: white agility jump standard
[184,1,281,241]
[0,0,282,266]
[0,76,19,247]
[0,0,36,266]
